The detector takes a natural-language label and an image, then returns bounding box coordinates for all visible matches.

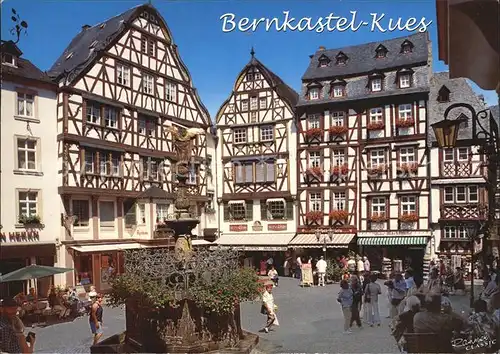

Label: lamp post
[431,103,500,268]
[464,222,479,308]
[316,230,334,259]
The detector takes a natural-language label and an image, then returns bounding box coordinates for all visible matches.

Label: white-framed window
[233,128,246,144]
[254,72,261,80]
[319,59,329,67]
[104,107,117,128]
[116,64,130,86]
[246,72,254,81]
[267,200,285,219]
[17,138,37,170]
[250,111,257,122]
[309,88,319,100]
[250,96,258,110]
[371,78,382,92]
[444,149,454,162]
[309,151,321,168]
[398,104,412,119]
[444,226,468,239]
[399,147,415,163]
[187,166,197,185]
[156,203,169,223]
[371,197,386,215]
[369,107,383,123]
[230,202,246,220]
[307,114,320,128]
[72,200,90,227]
[400,196,416,214]
[2,53,16,66]
[332,149,345,166]
[142,157,161,181]
[142,73,154,95]
[165,81,176,102]
[309,192,322,211]
[86,101,100,124]
[99,201,115,228]
[332,85,344,97]
[259,97,266,109]
[138,116,155,136]
[444,147,469,162]
[241,100,248,111]
[399,74,411,88]
[17,92,34,117]
[84,150,95,174]
[443,185,480,203]
[457,148,469,161]
[331,111,345,126]
[370,149,385,166]
[18,191,38,219]
[138,204,146,224]
[260,126,273,141]
[332,192,346,210]
[100,153,120,176]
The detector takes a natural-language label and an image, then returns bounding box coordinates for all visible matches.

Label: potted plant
[18,214,42,225]
[367,121,385,130]
[305,128,322,140]
[329,209,349,221]
[395,117,415,128]
[306,211,323,223]
[399,213,419,222]
[370,213,387,222]
[331,164,349,175]
[329,125,348,136]
[367,164,386,175]
[305,167,323,178]
[397,162,419,174]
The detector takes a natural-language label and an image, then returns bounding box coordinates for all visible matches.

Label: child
[268,266,279,287]
[337,279,354,334]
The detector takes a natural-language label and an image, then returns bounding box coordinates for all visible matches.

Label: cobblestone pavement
[29,278,473,353]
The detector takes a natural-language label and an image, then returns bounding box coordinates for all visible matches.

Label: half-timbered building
[214,50,298,267]
[48,4,213,291]
[0,40,60,297]
[429,73,490,261]
[294,33,432,272]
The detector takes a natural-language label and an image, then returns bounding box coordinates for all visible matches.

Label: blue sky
[1,0,497,118]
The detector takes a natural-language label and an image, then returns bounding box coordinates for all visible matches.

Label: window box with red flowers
[306,211,323,223]
[369,213,388,222]
[367,121,385,131]
[305,167,323,181]
[367,164,387,176]
[395,118,415,128]
[399,213,418,222]
[397,162,419,174]
[329,209,349,221]
[331,164,349,176]
[305,128,322,141]
[329,125,348,136]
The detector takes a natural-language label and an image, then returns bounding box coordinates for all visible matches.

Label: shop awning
[69,243,145,253]
[289,233,355,248]
[214,233,294,251]
[358,236,428,246]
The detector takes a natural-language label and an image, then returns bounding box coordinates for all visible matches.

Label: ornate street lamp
[464,221,480,308]
[431,116,467,148]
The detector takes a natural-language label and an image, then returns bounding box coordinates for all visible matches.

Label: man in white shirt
[363,256,370,272]
[296,256,302,280]
[261,283,275,333]
[316,256,327,286]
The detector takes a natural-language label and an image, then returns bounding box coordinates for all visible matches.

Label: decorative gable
[437,85,451,102]
[375,44,388,58]
[318,54,331,68]
[335,51,348,65]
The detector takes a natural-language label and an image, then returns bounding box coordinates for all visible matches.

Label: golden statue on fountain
[165,126,205,266]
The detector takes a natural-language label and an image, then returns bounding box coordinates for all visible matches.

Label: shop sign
[252,221,263,231]
[357,231,432,237]
[298,227,356,233]
[229,224,247,232]
[244,246,287,251]
[268,224,287,231]
[0,231,40,243]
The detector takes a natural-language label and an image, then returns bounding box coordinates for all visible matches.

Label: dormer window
[375,45,388,58]
[371,78,382,92]
[309,88,320,100]
[318,54,330,68]
[396,68,414,89]
[335,51,348,65]
[2,53,15,66]
[330,79,347,98]
[1,41,22,67]
[401,40,414,54]
[437,86,451,102]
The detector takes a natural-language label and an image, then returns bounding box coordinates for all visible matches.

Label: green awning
[358,236,428,246]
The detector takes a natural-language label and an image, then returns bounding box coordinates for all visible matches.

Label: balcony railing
[440,203,487,220]
[440,162,473,177]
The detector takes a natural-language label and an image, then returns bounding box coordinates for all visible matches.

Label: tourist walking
[364,273,382,326]
[90,294,104,345]
[316,256,327,286]
[350,275,363,328]
[268,266,279,287]
[389,273,407,318]
[363,256,370,272]
[296,256,302,280]
[356,257,364,278]
[337,279,353,334]
[260,283,276,333]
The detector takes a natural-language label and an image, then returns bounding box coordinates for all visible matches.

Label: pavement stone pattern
[29,278,472,353]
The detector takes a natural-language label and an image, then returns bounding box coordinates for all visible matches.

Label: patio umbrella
[0,265,73,283]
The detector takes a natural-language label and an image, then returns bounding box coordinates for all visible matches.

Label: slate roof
[428,72,488,144]
[1,40,55,84]
[302,32,429,81]
[137,186,171,199]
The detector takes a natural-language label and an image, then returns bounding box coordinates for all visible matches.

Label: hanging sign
[229,224,248,232]
[268,224,287,231]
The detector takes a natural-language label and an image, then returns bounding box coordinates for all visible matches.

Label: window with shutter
[223,203,230,221]
[235,164,244,184]
[244,164,253,183]
[285,201,294,220]
[245,201,253,220]
[260,201,268,220]
[124,199,137,228]
[255,162,265,183]
[266,162,275,182]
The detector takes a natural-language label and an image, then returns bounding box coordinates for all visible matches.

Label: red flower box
[367,165,387,175]
[306,211,323,222]
[397,163,419,173]
[305,128,322,140]
[370,213,388,222]
[329,125,348,135]
[329,210,349,221]
[331,164,349,175]
[396,118,415,128]
[305,167,323,177]
[399,213,418,222]
[367,121,385,130]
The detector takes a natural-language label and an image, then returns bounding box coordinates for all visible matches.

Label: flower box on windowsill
[329,210,349,221]
[397,163,419,173]
[367,122,385,131]
[305,167,323,179]
[329,126,348,136]
[369,214,388,223]
[306,211,323,223]
[395,118,415,128]
[305,128,322,141]
[367,165,387,176]
[17,215,44,228]
[399,213,419,222]
[331,164,348,175]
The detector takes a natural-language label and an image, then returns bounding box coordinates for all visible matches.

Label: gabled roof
[1,40,23,56]
[302,32,429,80]
[137,186,171,199]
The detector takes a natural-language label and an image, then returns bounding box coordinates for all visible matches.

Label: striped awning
[289,233,355,248]
[358,236,428,246]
